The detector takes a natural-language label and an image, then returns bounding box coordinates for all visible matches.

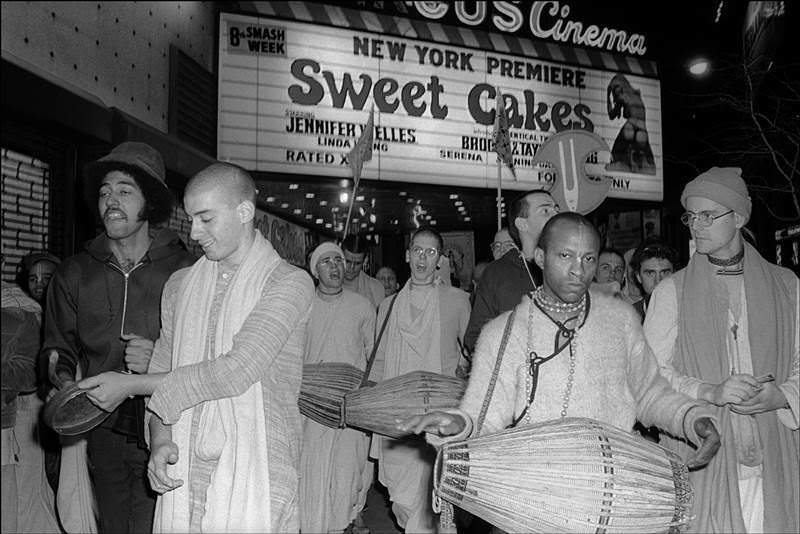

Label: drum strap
[475,309,516,436]
[361,293,399,387]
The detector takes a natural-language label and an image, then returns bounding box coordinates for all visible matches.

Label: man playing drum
[300,241,375,534]
[401,213,721,530]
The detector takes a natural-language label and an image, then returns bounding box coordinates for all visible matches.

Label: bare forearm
[132,372,167,397]
[148,410,172,446]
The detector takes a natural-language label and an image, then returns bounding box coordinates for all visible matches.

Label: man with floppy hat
[42,141,194,532]
[300,241,375,534]
[644,167,799,533]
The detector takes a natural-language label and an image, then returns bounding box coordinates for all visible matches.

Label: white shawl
[155,232,279,533]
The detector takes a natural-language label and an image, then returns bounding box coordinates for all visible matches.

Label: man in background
[464,190,558,353]
[342,235,385,309]
[630,239,677,321]
[489,227,515,261]
[376,266,399,298]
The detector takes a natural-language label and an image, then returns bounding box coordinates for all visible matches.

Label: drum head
[42,382,111,435]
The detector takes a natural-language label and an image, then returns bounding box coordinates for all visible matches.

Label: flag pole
[341,178,358,239]
[496,159,502,231]
[341,105,375,241]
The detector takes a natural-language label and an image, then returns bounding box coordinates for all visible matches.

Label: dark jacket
[42,228,195,441]
[463,249,541,353]
[1,307,39,428]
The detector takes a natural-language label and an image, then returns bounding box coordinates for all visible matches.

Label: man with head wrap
[299,242,375,534]
[644,167,799,533]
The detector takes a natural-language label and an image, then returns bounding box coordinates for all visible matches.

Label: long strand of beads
[525,299,535,424]
[560,331,579,418]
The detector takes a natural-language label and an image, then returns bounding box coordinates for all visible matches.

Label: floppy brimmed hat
[22,251,61,272]
[85,141,173,224]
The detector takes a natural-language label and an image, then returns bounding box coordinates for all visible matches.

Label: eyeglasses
[318,256,344,268]
[490,240,516,253]
[344,258,364,267]
[409,245,439,258]
[680,209,733,228]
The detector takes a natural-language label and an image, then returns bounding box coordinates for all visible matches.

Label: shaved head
[187,163,257,208]
[538,212,599,253]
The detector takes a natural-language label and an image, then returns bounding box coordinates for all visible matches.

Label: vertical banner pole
[496,160,502,231]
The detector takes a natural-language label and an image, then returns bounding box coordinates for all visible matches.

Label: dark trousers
[86,426,155,534]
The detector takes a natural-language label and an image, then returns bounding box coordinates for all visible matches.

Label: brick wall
[1,147,50,282]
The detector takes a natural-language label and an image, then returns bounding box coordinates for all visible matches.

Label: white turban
[309,242,344,278]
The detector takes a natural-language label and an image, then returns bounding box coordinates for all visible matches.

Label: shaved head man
[402,214,722,525]
[77,162,314,533]
[183,164,258,270]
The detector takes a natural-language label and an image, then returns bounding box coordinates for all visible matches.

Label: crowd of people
[1,141,797,534]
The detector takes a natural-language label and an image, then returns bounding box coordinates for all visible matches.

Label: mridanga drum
[298,362,364,428]
[434,417,693,533]
[343,371,466,439]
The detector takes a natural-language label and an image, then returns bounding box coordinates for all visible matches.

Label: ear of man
[533,247,545,269]
[236,200,255,223]
[514,216,527,235]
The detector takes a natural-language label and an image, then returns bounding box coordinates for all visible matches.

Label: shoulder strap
[474,309,516,436]
[361,293,399,387]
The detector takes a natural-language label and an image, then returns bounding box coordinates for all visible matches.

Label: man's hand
[147,440,184,494]
[704,374,762,406]
[731,382,788,415]
[686,416,721,471]
[121,333,154,374]
[396,410,467,437]
[77,371,135,412]
[46,350,75,401]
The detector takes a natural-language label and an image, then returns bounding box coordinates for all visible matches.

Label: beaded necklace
[709,248,744,276]
[514,289,590,427]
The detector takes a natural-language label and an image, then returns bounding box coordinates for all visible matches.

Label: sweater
[458,291,706,444]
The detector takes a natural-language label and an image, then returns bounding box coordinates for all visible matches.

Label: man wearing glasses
[644,167,799,533]
[489,227,515,261]
[368,227,470,533]
[341,235,385,309]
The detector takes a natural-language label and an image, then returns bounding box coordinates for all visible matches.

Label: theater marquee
[218,10,663,201]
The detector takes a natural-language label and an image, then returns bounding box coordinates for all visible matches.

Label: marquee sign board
[218,11,663,200]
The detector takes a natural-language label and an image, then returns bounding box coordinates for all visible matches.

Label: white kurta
[299,290,375,533]
[370,281,470,533]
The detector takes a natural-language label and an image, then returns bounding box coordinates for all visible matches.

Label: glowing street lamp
[688,57,711,77]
